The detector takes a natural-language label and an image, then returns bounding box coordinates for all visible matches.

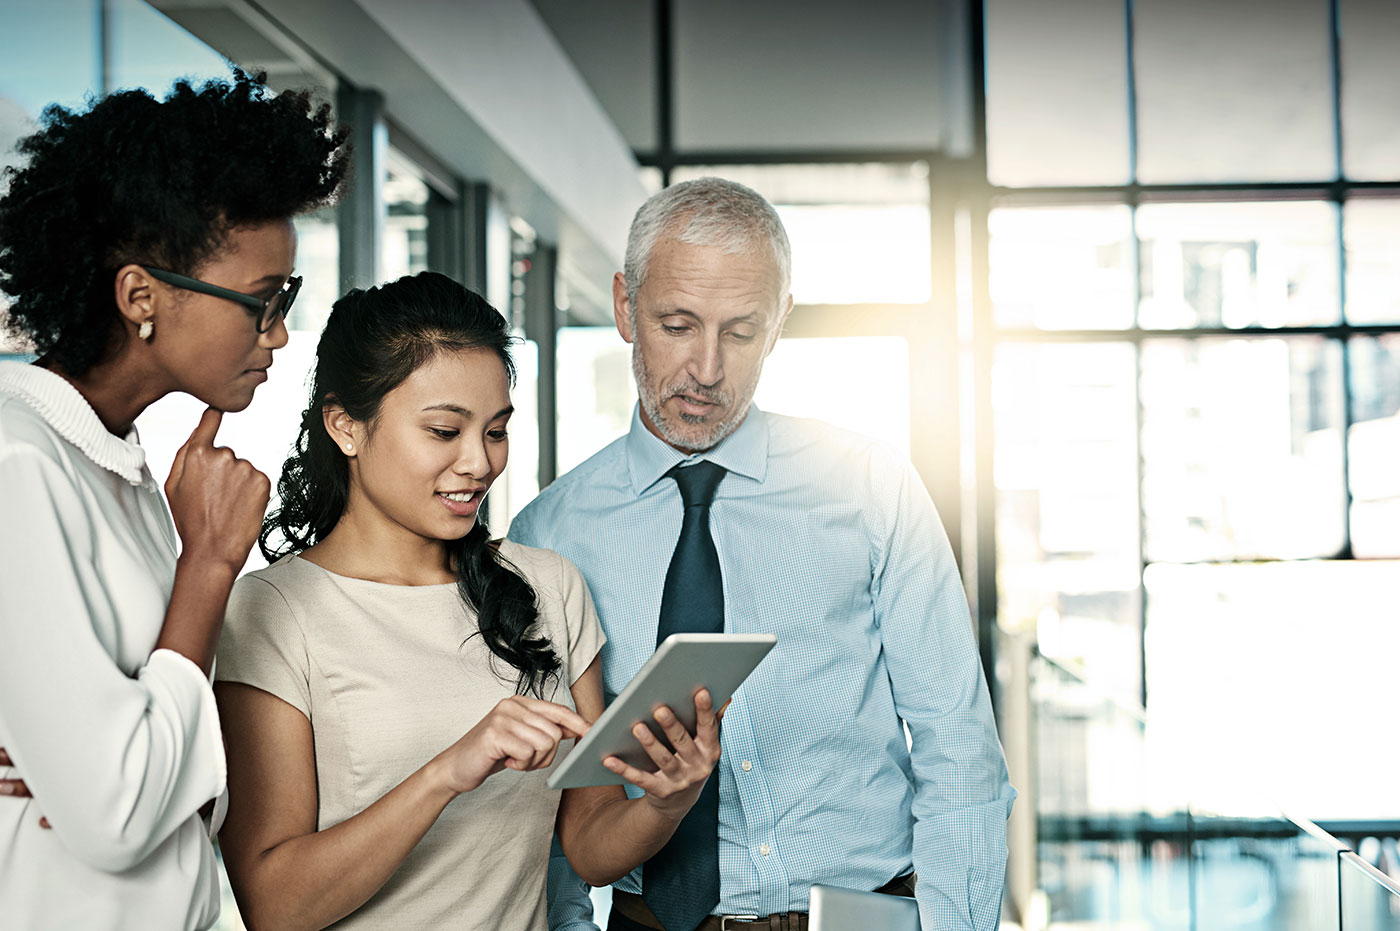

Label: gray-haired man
[510,177,1014,931]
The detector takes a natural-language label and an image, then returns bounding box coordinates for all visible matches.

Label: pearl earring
[344,444,353,452]
[138,319,154,341]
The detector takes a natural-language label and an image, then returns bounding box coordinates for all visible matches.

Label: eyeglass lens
[260,278,301,331]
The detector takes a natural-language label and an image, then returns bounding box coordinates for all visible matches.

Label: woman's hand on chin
[432,696,591,795]
[602,688,720,821]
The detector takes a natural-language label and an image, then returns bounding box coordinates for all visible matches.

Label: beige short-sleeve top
[216,540,605,931]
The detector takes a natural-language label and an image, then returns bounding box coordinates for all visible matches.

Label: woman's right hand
[164,408,270,571]
[433,696,591,795]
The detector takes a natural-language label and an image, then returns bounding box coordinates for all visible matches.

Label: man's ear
[113,264,157,330]
[322,401,361,456]
[765,294,794,357]
[612,272,635,344]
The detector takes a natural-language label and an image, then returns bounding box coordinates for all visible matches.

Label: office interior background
[2,0,1398,927]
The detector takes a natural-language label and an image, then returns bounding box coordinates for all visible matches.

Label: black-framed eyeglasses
[142,266,301,333]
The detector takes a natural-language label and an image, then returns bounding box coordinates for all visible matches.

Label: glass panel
[1349,335,1400,558]
[1028,641,1349,931]
[1345,199,1400,326]
[1145,560,1400,820]
[989,205,1134,329]
[107,0,230,95]
[670,164,931,306]
[1134,0,1335,183]
[1136,202,1340,329]
[994,343,1142,704]
[1340,0,1400,181]
[754,336,911,456]
[556,327,637,476]
[290,208,339,335]
[1030,654,1185,929]
[1189,797,1344,931]
[1140,337,1346,561]
[1340,852,1400,931]
[383,149,429,283]
[984,0,1131,187]
[776,204,930,305]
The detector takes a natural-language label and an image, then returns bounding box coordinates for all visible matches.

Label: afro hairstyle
[0,70,351,375]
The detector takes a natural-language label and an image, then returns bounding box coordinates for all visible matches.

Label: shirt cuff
[139,648,228,807]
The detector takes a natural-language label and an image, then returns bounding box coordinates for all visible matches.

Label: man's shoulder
[763,411,908,478]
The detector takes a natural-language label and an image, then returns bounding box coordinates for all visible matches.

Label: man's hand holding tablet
[548,633,777,791]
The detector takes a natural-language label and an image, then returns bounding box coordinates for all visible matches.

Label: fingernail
[656,708,673,722]
[633,724,647,738]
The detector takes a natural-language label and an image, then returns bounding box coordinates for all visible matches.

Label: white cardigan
[0,361,225,930]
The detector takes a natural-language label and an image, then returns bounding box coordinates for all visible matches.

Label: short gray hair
[623,177,792,316]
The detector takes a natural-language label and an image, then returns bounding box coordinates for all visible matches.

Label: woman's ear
[113,264,157,330]
[323,401,361,457]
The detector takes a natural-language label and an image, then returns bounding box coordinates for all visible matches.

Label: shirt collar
[0,361,147,484]
[625,401,769,496]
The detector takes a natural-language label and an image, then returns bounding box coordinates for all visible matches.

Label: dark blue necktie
[643,459,726,930]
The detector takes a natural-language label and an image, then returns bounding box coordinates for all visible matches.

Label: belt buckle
[720,916,760,930]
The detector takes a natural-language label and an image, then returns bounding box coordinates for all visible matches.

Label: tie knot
[668,460,726,509]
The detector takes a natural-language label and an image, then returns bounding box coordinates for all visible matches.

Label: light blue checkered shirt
[509,405,1014,930]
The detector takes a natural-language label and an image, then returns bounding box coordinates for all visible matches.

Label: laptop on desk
[808,884,921,931]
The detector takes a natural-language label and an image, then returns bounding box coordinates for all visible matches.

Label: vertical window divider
[1331,0,1355,559]
[1129,201,1150,710]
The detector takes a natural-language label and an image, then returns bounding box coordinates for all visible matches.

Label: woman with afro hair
[0,71,349,929]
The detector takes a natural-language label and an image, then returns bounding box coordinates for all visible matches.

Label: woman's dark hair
[263,271,560,697]
[0,70,350,375]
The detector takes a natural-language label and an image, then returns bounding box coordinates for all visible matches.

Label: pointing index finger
[188,407,224,449]
[525,699,592,740]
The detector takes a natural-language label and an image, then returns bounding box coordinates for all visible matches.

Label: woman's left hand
[602,688,721,820]
[0,748,51,828]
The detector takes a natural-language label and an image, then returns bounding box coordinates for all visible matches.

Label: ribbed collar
[625,401,769,496]
[0,361,147,484]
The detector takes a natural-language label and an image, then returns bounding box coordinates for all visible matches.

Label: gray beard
[632,346,749,452]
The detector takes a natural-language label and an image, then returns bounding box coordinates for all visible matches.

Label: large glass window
[994,342,1142,704]
[984,0,1400,831]
[383,147,430,283]
[671,163,932,306]
[1133,0,1334,183]
[983,0,1131,187]
[989,205,1135,330]
[1136,202,1339,329]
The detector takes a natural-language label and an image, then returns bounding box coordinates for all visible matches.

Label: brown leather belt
[611,873,915,931]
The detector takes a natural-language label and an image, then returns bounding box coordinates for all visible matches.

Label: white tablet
[547,633,777,790]
[809,885,921,931]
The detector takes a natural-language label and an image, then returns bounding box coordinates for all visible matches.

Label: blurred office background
[2,0,1398,927]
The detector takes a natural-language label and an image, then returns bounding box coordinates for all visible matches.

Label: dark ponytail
[262,271,560,697]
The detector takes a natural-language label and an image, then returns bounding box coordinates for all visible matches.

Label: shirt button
[740,760,753,772]
[759,843,771,857]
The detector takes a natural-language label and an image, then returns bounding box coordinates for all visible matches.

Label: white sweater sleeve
[0,446,225,873]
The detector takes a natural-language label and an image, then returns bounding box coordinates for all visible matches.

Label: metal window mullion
[335,84,385,293]
[968,0,998,702]
[655,0,674,187]
[1331,0,1355,560]
[1125,0,1140,187]
[522,244,559,489]
[1336,202,1356,559]
[1130,200,1151,710]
